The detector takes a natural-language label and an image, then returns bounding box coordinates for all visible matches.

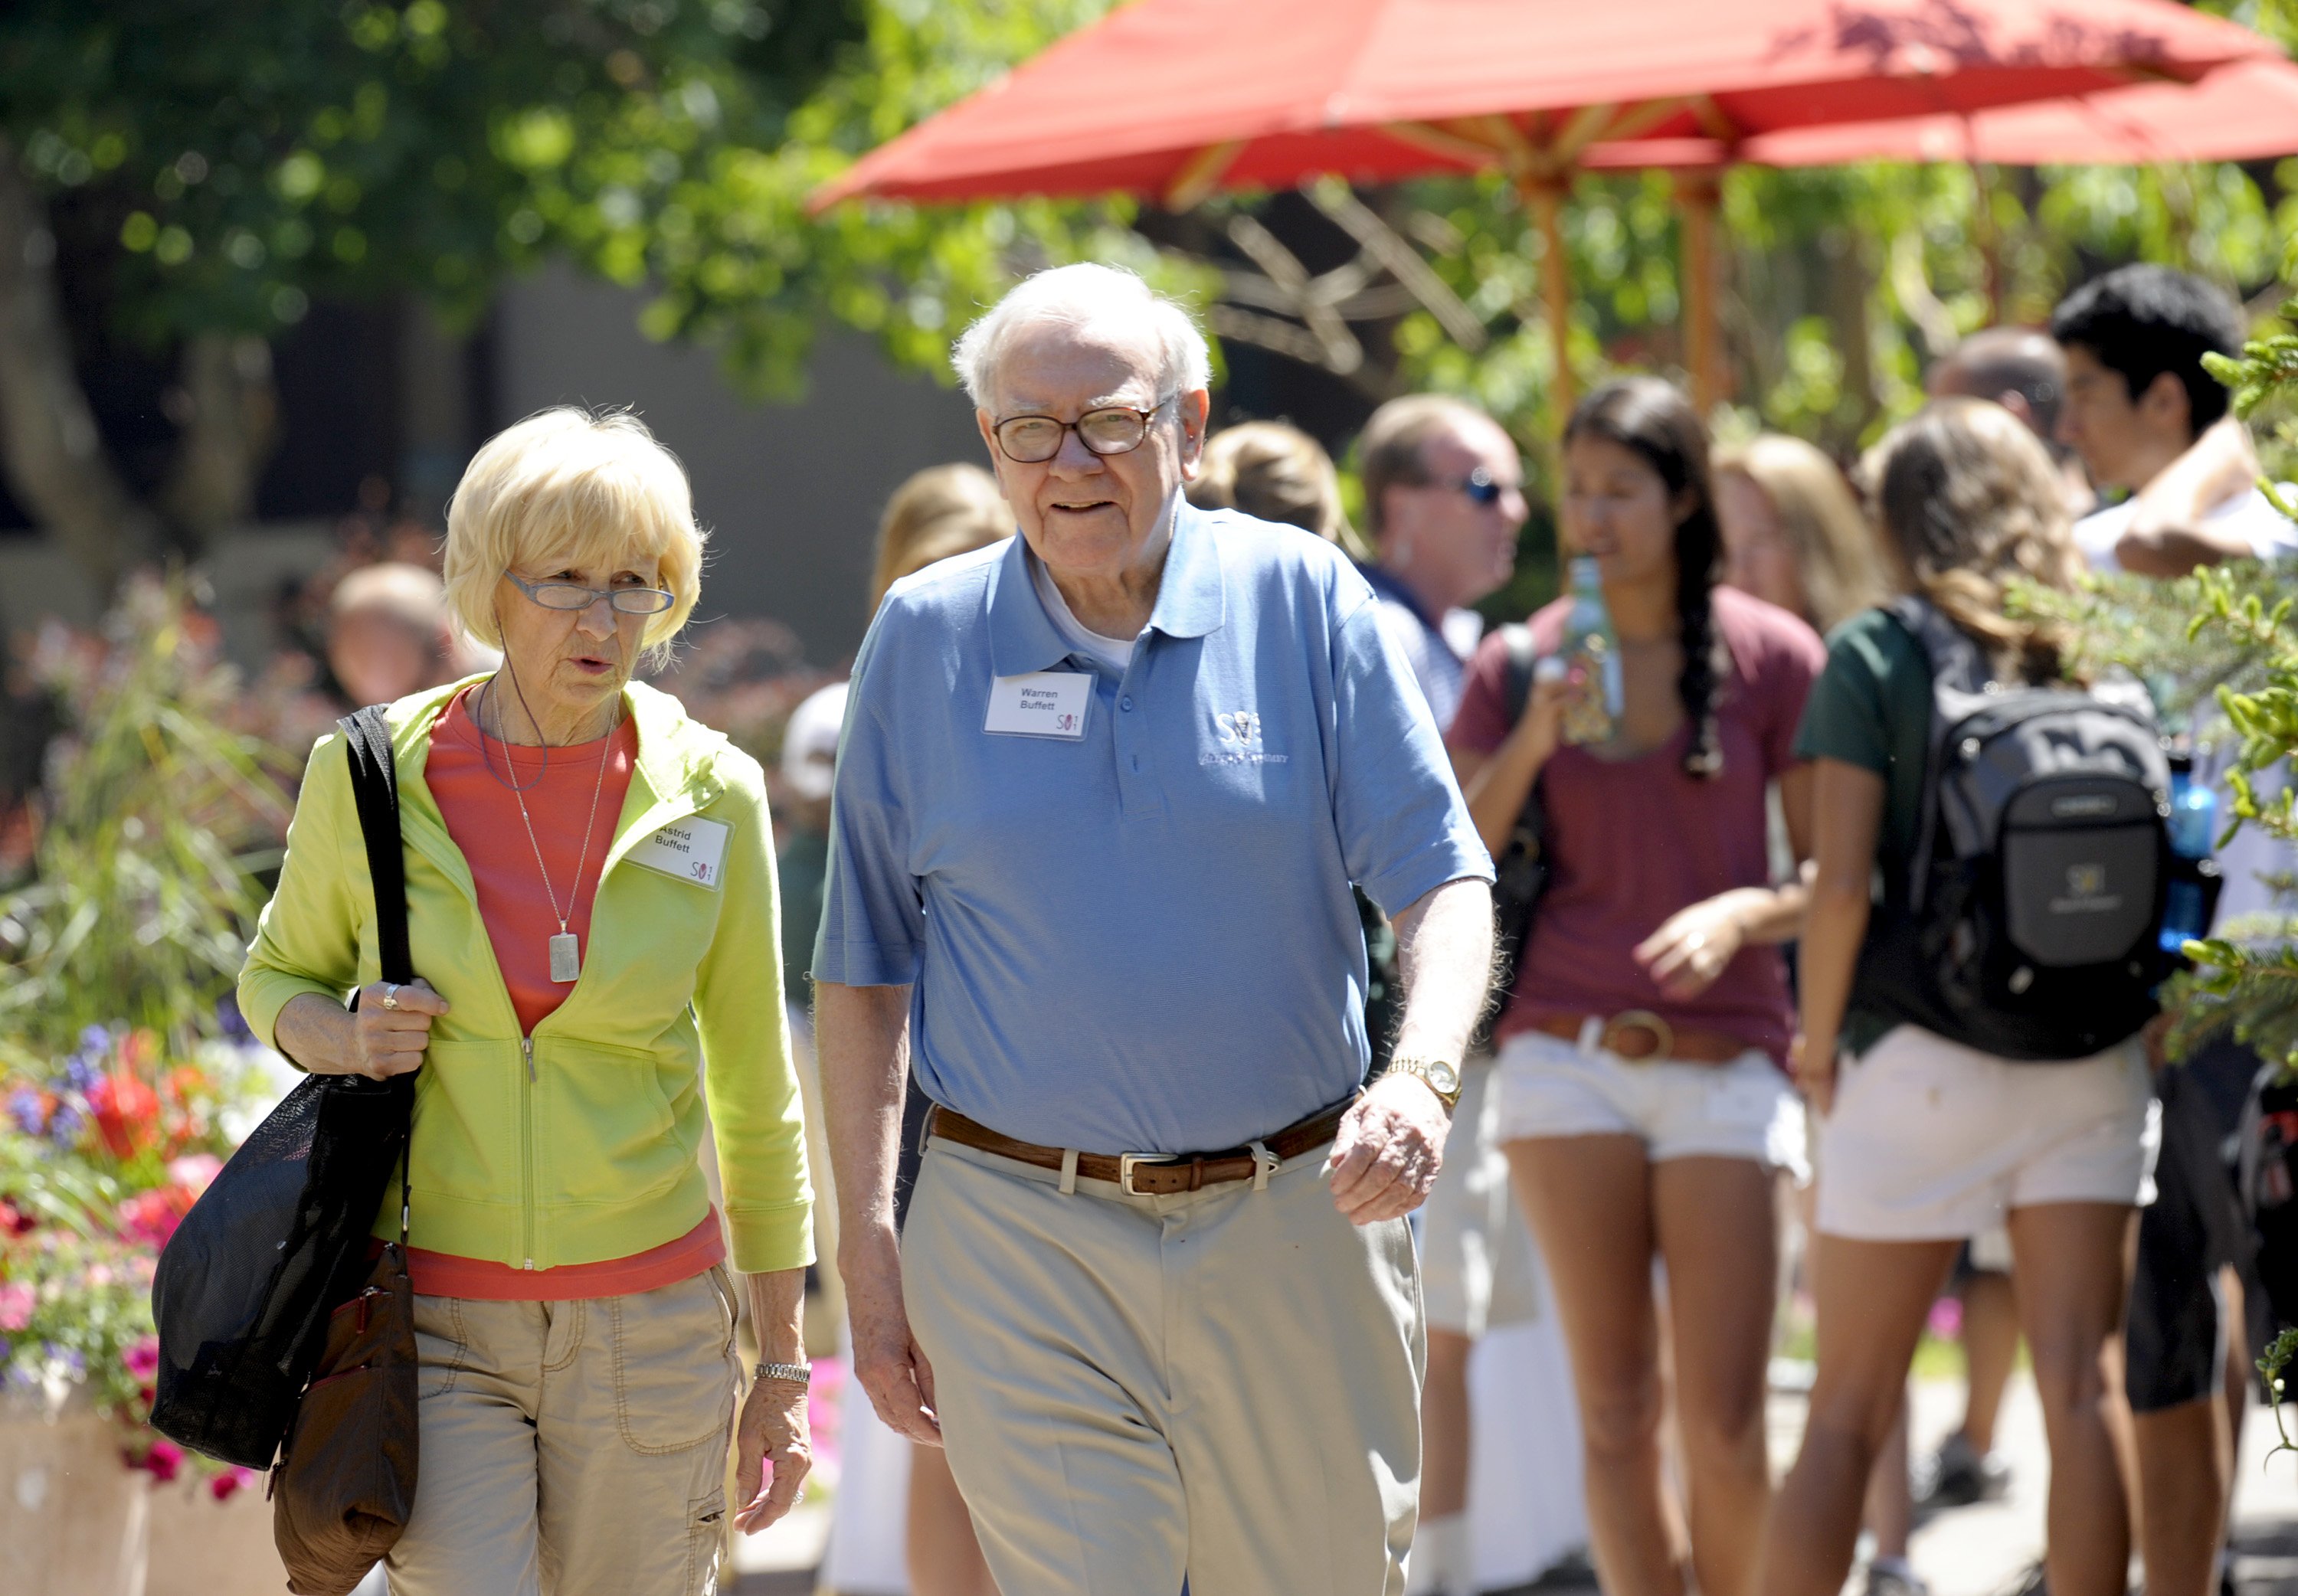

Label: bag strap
[336,705,414,1245]
[337,705,412,987]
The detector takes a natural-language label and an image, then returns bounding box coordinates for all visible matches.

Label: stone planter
[146,1471,288,1596]
[0,1392,147,1596]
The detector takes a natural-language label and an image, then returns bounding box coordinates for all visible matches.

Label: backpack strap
[1886,593,1992,694]
[337,705,412,989]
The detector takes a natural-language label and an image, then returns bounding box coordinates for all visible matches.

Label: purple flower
[58,1055,101,1094]
[7,1090,41,1136]
[214,995,250,1043]
[79,1025,112,1055]
[45,1103,82,1147]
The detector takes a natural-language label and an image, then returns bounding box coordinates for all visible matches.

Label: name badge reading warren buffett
[625,815,732,889]
[984,670,1092,740]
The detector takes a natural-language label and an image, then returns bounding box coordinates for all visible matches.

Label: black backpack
[1851,597,2173,1061]
[150,707,415,1468]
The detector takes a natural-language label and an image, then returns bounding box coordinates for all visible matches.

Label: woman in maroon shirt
[1449,378,1823,1596]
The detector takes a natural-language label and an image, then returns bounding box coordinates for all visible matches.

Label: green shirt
[1792,608,1932,1053]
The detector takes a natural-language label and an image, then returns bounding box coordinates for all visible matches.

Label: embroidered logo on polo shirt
[1203,708,1288,766]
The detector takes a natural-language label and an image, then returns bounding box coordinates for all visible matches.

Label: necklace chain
[480,682,616,936]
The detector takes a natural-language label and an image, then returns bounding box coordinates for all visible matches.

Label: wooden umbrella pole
[1676,171,1722,415]
[1521,176,1576,419]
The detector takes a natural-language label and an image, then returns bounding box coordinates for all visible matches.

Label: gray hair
[951,263,1212,410]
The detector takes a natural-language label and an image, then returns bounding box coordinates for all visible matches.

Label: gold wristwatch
[1387,1055,1463,1110]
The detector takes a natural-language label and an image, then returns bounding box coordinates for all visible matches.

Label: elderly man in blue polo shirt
[814,263,1496,1596]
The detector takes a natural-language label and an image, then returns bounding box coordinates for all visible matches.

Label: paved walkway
[738,1379,2298,1595]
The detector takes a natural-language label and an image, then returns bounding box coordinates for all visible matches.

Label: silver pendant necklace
[480,681,616,984]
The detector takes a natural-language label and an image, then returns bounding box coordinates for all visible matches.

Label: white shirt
[2076,487,2298,937]
[2074,485,2298,574]
[1029,551,1138,674]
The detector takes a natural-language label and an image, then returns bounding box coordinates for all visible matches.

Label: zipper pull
[522,1036,535,1081]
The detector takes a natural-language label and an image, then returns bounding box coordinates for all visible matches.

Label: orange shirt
[415,688,725,1300]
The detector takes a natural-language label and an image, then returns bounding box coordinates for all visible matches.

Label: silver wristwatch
[755,1360,812,1385]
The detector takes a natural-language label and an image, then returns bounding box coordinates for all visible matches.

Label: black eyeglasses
[992,395,1175,464]
[506,571,676,615]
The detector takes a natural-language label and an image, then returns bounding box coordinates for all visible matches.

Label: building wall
[493,263,988,666]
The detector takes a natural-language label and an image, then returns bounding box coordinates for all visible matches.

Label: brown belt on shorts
[1530,1010,1751,1065]
[928,1100,1354,1196]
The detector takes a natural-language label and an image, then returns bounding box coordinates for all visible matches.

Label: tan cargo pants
[903,1136,1425,1596]
[382,1267,741,1596]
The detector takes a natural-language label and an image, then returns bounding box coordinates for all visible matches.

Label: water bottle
[1557,556,1625,745]
[2159,756,2218,953]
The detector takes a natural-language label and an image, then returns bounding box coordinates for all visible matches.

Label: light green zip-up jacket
[240,678,813,1276]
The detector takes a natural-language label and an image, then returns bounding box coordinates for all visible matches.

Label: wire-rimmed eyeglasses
[1436,466,1507,508]
[505,570,676,615]
[992,394,1176,464]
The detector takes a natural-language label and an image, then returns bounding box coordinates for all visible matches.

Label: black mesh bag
[151,707,416,1469]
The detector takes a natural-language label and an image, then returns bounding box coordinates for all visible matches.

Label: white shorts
[1492,1029,1808,1179]
[1815,1024,2158,1242]
[1417,1057,1541,1337]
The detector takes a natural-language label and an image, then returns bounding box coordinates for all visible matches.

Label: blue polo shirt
[813,500,1491,1154]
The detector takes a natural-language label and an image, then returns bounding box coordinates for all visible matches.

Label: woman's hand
[273,979,449,1080]
[1632,893,1753,1000]
[1517,663,1578,768]
[734,1372,813,1534]
[1791,1032,1838,1118]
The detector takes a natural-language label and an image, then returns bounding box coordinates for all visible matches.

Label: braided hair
[1563,378,1726,779]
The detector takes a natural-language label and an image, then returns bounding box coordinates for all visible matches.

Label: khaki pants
[903,1136,1423,1596]
[385,1267,741,1596]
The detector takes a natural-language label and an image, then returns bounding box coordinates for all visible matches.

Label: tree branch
[159,333,279,549]
[0,139,162,595]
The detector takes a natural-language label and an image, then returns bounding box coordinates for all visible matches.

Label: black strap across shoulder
[338,705,413,989]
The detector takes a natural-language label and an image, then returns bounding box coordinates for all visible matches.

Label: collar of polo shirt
[987,495,1229,677]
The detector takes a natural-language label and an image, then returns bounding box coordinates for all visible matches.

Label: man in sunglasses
[1357,394,1529,728]
[812,263,1494,1596]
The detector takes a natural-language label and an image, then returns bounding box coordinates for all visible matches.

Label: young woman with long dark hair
[1448,377,1825,1596]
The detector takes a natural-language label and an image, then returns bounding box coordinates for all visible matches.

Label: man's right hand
[843,1228,942,1446]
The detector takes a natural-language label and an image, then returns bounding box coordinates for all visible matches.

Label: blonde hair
[869,463,1013,610]
[444,408,704,666]
[1188,422,1368,561]
[1859,397,2084,682]
[1713,434,1891,632]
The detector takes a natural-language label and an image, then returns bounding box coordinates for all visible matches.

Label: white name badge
[984,670,1092,740]
[625,815,732,889]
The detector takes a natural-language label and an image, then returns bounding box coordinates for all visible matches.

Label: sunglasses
[1426,466,1507,507]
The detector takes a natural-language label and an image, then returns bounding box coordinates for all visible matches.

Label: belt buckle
[1119,1153,1179,1196]
[1601,1009,1675,1064]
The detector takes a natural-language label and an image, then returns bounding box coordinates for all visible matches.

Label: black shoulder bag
[152,707,420,1593]
[1480,624,1550,1042]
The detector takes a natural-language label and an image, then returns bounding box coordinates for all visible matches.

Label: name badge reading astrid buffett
[624,815,732,889]
[984,670,1092,740]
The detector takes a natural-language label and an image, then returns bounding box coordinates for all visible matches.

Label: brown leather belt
[928,1101,1354,1196]
[1530,1011,1752,1065]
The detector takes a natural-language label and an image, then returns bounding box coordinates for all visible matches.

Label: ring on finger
[379,982,401,1011]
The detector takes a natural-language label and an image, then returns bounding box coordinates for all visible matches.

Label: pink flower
[210,1467,257,1502]
[166,1154,221,1198]
[118,1187,192,1250]
[0,1281,31,1333]
[123,1337,160,1382]
[131,1439,184,1483]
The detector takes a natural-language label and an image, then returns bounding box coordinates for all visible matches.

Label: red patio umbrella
[810,0,2274,410]
[1574,54,2298,388]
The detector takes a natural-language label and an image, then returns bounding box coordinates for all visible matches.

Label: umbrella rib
[1164,139,1246,211]
[1304,180,1488,350]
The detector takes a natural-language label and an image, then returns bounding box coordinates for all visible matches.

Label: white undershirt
[1030,552,1139,673]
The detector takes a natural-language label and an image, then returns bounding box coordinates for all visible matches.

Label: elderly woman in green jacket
[241,408,812,1596]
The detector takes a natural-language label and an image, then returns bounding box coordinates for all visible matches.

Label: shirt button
[1120,696,1134,711]
[1131,755,1141,772]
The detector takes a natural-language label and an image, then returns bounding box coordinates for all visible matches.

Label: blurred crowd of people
[787,261,2294,1596]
